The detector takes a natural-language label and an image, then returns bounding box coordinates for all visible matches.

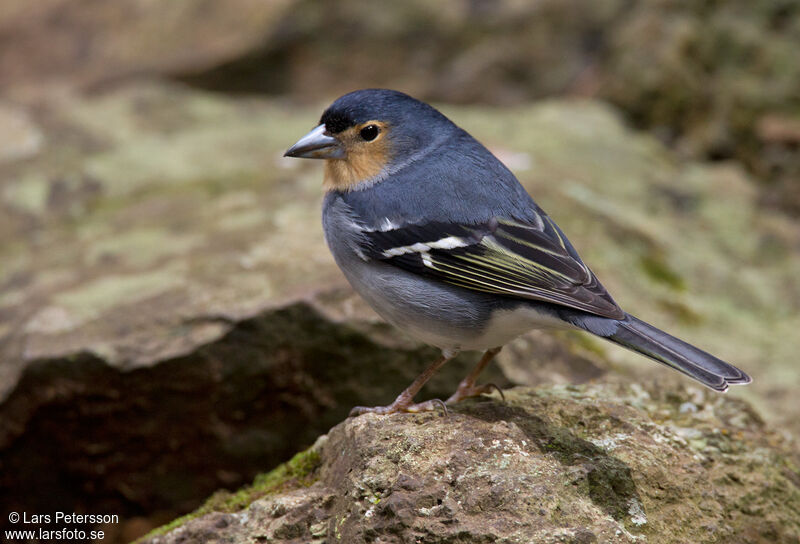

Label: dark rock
[141,384,800,544]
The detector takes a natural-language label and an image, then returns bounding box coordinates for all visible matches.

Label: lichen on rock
[141,383,800,544]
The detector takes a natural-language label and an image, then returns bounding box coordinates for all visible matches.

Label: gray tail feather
[605,314,751,392]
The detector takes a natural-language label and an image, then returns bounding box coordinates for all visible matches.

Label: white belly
[448,304,576,351]
[352,269,575,352]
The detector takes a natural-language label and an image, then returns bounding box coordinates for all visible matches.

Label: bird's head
[284,89,453,191]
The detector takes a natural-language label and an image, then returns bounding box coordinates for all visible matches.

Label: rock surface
[0,0,292,100]
[142,383,800,544]
[1,82,799,538]
[3,1,798,210]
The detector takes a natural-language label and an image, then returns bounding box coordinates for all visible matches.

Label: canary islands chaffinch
[285,89,751,416]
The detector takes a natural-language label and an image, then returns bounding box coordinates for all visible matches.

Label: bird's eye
[360,125,380,141]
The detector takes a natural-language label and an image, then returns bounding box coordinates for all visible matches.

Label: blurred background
[1,0,799,541]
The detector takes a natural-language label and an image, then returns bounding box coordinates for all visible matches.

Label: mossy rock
[2,82,799,540]
[142,384,800,544]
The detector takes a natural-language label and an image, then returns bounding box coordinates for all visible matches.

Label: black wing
[361,216,624,320]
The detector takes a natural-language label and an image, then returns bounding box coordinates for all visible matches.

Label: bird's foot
[349,397,448,417]
[445,381,505,405]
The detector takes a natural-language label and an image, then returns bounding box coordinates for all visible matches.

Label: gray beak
[284,124,345,159]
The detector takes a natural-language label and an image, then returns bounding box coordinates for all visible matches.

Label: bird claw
[410,398,449,417]
[445,382,505,405]
[349,398,449,417]
[485,382,506,402]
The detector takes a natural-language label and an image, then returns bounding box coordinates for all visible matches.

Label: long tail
[603,314,751,392]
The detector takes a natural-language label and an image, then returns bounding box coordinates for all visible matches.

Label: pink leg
[349,350,458,417]
[445,346,503,404]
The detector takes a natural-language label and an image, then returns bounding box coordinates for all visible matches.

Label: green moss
[655,299,703,326]
[138,447,322,542]
[639,254,686,292]
[2,174,50,214]
[54,270,185,321]
[563,330,608,358]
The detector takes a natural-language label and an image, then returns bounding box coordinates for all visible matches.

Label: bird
[284,89,751,416]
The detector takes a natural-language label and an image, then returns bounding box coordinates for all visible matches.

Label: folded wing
[360,215,625,320]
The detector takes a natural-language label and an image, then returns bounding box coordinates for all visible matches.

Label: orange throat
[323,145,390,192]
